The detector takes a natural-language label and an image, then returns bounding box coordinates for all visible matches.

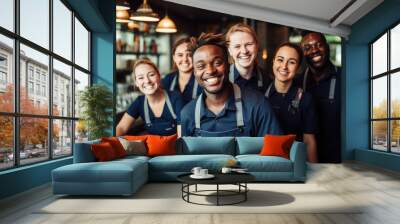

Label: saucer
[190,174,215,179]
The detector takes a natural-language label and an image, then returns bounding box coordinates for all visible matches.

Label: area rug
[37,183,361,214]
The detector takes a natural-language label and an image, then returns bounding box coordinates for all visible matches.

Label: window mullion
[13,0,20,167]
[387,29,391,152]
[71,11,76,154]
[49,0,53,160]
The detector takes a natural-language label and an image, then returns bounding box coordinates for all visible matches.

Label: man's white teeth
[312,55,322,62]
[205,77,219,85]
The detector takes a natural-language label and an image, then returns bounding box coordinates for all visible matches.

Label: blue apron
[193,84,245,137]
[229,64,264,88]
[264,83,304,115]
[169,75,199,100]
[144,90,177,135]
[303,67,336,103]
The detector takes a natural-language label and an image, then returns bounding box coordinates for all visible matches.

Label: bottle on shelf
[133,34,140,53]
[142,39,147,53]
[150,39,158,54]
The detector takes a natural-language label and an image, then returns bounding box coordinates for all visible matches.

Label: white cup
[199,169,208,176]
[191,167,202,176]
[221,167,232,174]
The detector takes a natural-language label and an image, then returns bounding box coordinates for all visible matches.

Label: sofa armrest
[289,141,307,181]
[73,141,99,163]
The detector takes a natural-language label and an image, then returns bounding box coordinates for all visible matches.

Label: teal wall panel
[0,158,72,199]
[345,0,400,171]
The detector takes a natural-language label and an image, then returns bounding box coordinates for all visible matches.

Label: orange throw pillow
[124,135,148,141]
[91,142,117,161]
[259,134,296,159]
[101,137,126,158]
[146,134,177,157]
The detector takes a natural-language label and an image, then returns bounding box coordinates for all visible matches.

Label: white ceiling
[164,0,384,38]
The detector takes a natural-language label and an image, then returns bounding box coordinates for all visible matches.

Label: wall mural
[115,2,342,163]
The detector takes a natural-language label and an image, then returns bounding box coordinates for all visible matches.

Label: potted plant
[78,84,113,140]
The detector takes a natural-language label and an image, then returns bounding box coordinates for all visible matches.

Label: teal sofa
[52,137,306,196]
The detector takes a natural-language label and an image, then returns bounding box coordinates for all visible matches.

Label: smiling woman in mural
[265,43,318,162]
[225,23,269,93]
[180,33,281,137]
[162,37,202,104]
[116,59,184,137]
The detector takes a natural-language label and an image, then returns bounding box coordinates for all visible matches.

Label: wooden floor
[1,162,400,224]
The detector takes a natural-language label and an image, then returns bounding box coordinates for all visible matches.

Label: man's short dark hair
[190,33,229,63]
[301,30,328,44]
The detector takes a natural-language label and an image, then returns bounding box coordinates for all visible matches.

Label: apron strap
[163,90,177,120]
[256,67,263,88]
[233,84,245,127]
[304,66,337,100]
[144,91,177,126]
[169,75,177,91]
[195,93,203,129]
[192,79,199,99]
[229,64,235,83]
[195,84,244,130]
[264,82,273,98]
[329,77,336,100]
[229,64,263,88]
[144,97,151,125]
[291,88,303,109]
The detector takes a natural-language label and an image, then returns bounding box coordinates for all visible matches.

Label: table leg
[217,184,219,206]
[245,183,247,201]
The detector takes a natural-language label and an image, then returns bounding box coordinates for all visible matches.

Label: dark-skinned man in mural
[295,32,341,163]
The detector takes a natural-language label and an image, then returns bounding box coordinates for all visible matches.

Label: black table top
[177,172,255,185]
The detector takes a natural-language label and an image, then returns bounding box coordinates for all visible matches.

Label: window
[42,85,46,97]
[28,81,34,94]
[41,73,46,83]
[0,0,14,32]
[0,0,91,170]
[0,54,7,88]
[35,83,40,95]
[0,71,6,85]
[371,23,400,154]
[28,67,34,80]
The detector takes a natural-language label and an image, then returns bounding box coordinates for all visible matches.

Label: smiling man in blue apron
[180,33,281,137]
[294,31,341,163]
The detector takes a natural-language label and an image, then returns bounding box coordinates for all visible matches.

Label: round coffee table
[177,173,255,206]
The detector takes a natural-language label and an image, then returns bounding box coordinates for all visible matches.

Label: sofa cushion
[260,134,296,159]
[101,137,127,158]
[73,140,101,163]
[235,137,264,155]
[91,142,118,161]
[52,158,147,183]
[236,155,293,172]
[148,154,235,172]
[119,138,147,156]
[147,134,177,157]
[177,137,235,155]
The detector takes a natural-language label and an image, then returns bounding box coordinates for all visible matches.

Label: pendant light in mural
[130,0,160,22]
[116,0,130,10]
[116,9,130,23]
[156,10,177,33]
[128,21,139,30]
